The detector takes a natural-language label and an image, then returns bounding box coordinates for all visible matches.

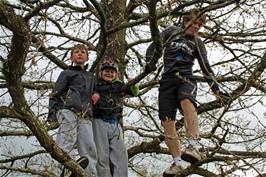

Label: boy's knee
[180,98,192,105]
[180,99,196,110]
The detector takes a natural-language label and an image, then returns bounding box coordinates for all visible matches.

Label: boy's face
[71,48,88,65]
[184,19,204,36]
[101,68,117,81]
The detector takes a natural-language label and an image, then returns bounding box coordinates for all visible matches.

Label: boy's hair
[182,8,206,25]
[70,44,88,57]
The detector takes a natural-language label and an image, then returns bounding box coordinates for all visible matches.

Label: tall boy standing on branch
[145,9,229,175]
[47,44,97,177]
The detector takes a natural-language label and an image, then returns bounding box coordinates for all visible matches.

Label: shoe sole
[181,153,199,163]
[63,157,89,177]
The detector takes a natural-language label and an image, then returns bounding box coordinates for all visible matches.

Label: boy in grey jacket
[48,44,97,177]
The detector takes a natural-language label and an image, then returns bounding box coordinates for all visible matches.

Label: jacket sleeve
[195,37,220,93]
[47,71,69,121]
[122,81,139,97]
[145,25,179,63]
[129,84,139,96]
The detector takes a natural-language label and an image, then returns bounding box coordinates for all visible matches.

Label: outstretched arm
[124,77,140,96]
[195,37,231,101]
[195,37,220,93]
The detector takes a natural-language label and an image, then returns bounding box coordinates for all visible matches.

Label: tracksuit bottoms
[93,118,128,177]
[55,109,97,177]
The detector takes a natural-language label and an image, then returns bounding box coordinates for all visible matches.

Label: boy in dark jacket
[47,44,97,177]
[91,61,139,177]
[146,9,229,176]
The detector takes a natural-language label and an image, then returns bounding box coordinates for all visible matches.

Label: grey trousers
[56,109,97,177]
[93,119,128,177]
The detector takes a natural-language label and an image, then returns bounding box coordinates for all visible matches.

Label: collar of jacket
[68,64,88,71]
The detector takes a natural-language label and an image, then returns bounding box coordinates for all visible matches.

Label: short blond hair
[182,8,206,25]
[70,44,88,57]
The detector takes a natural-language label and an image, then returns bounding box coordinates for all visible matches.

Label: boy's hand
[92,92,100,105]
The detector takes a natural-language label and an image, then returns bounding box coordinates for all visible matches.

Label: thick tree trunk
[100,0,127,77]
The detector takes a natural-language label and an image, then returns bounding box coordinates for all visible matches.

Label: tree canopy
[0,0,265,176]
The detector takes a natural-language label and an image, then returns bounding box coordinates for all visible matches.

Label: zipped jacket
[93,78,139,119]
[47,64,95,121]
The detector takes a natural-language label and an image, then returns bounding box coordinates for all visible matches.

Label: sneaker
[163,163,183,177]
[181,144,202,163]
[61,156,89,177]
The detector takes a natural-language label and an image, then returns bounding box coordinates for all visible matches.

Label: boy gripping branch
[47,44,97,177]
[146,9,229,176]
